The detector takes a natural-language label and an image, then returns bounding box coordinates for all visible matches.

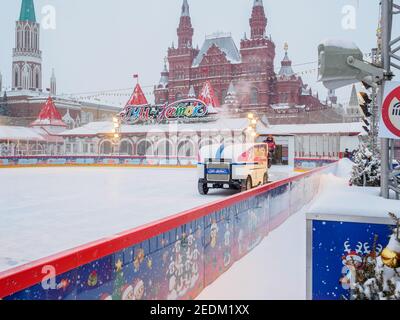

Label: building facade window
[137,140,153,156]
[250,87,259,105]
[119,140,133,155]
[175,92,183,101]
[100,141,113,155]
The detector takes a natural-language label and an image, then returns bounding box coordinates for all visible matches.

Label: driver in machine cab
[264,135,276,154]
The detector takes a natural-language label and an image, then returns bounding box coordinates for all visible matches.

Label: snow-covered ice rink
[0,166,294,272]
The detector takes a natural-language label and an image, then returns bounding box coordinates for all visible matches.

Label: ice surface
[0,166,295,273]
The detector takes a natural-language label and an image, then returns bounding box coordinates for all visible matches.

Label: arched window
[24,26,30,49]
[178,140,195,157]
[100,141,113,155]
[175,92,183,101]
[137,140,153,156]
[156,140,173,156]
[250,87,258,105]
[14,69,19,88]
[119,140,133,155]
[22,65,30,90]
[35,73,39,89]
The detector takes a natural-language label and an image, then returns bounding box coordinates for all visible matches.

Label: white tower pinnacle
[50,68,57,96]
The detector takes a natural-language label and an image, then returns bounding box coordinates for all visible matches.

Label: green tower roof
[19,0,36,22]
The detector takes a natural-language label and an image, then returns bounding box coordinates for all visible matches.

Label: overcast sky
[0,0,395,104]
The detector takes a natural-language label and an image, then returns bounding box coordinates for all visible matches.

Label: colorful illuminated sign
[120,99,209,124]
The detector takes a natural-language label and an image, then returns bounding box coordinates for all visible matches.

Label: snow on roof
[31,97,67,128]
[60,118,264,136]
[73,95,125,109]
[0,126,45,141]
[193,34,241,67]
[6,89,46,98]
[278,52,295,77]
[321,39,359,50]
[258,122,364,135]
[157,62,169,89]
[271,104,291,110]
[62,109,75,125]
[301,85,312,96]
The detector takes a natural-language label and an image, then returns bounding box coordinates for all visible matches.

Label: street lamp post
[247,113,258,142]
[112,116,121,156]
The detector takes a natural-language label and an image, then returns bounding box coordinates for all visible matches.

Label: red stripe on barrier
[295,157,338,161]
[0,156,197,160]
[0,162,337,299]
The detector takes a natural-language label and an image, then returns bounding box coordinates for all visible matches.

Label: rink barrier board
[0,155,198,168]
[0,156,332,170]
[294,157,338,172]
[0,163,337,300]
[306,213,395,300]
[0,164,196,169]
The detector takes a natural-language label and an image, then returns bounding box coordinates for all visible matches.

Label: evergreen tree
[350,143,381,187]
[352,213,400,300]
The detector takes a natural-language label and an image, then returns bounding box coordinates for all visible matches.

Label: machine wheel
[241,176,252,192]
[263,173,269,185]
[198,183,209,195]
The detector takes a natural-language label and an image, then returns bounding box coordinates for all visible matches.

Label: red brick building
[154,0,337,122]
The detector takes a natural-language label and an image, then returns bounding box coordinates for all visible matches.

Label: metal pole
[380,0,392,199]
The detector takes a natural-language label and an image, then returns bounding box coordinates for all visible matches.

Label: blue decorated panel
[312,220,392,300]
[203,207,235,287]
[233,194,269,262]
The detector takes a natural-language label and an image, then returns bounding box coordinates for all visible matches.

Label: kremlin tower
[12,0,42,91]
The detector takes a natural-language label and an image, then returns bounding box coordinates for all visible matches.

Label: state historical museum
[154,0,342,124]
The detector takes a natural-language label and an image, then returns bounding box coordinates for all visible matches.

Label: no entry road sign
[379,81,400,139]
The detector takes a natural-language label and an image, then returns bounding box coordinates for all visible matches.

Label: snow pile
[309,159,399,218]
[198,205,308,300]
[335,158,354,178]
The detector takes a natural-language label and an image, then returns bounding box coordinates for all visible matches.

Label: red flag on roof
[31,97,67,127]
[198,81,220,109]
[126,83,148,106]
